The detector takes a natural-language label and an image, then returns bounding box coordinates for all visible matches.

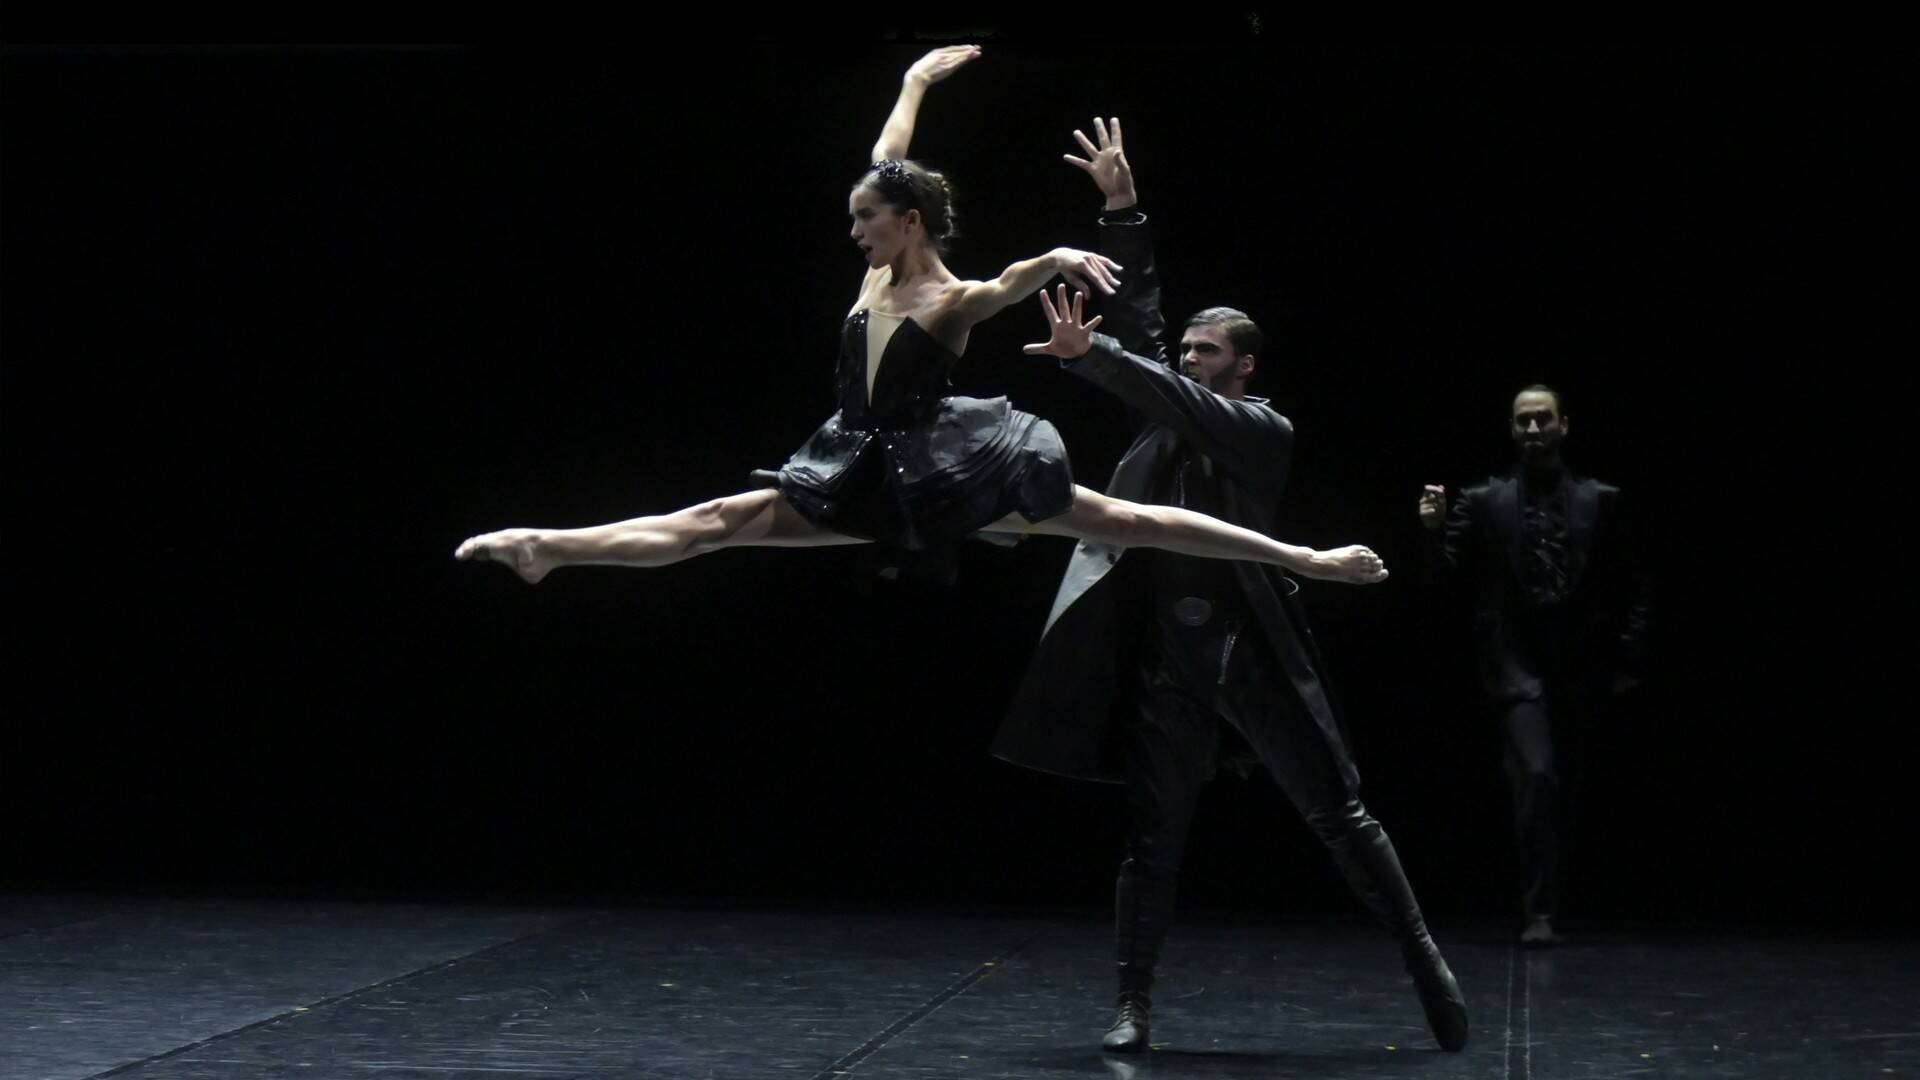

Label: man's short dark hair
[1183,306,1264,359]
[1515,383,1566,416]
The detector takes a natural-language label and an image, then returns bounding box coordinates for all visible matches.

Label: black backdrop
[4,42,1910,927]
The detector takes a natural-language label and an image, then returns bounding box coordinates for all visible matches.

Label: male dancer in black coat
[1419,385,1651,946]
[997,118,1467,1054]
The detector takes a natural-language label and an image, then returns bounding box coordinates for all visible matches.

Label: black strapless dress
[771,310,1075,550]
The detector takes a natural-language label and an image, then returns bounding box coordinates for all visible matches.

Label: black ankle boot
[1102,991,1151,1053]
[1401,933,1469,1052]
[1105,862,1175,1054]
[1317,802,1470,1052]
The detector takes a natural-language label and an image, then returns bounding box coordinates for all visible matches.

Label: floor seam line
[80,913,592,1079]
[807,924,1051,1080]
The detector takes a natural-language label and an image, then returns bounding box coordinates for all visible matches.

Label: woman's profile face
[849,183,917,268]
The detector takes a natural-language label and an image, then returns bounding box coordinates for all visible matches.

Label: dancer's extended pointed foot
[1309,544,1389,585]
[454,529,556,584]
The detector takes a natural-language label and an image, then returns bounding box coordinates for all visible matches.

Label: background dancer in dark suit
[1419,385,1652,946]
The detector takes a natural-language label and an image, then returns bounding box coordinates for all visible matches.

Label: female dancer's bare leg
[454,489,867,583]
[989,485,1387,584]
[457,486,1380,586]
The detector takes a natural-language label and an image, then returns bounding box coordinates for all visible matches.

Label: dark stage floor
[3,895,1913,1079]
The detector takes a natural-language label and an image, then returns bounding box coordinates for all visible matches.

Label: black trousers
[1491,608,1609,919]
[1502,696,1565,919]
[1108,620,1441,1006]
[1122,631,1365,879]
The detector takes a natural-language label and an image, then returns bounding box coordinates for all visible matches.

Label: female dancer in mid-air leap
[456,47,1388,588]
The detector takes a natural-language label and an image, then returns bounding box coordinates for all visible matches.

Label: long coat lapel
[1004,430,1359,794]
[1490,474,1528,586]
[1566,476,1600,593]
[1044,426,1177,635]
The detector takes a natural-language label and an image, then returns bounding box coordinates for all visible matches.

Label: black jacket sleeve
[1064,334,1291,494]
[1093,209,1169,366]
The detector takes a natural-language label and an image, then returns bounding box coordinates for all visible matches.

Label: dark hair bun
[861,158,959,253]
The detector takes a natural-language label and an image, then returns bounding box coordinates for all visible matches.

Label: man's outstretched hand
[1024,284,1104,360]
[1064,116,1137,211]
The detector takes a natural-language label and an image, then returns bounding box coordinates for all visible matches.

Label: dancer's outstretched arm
[870,46,979,163]
[1026,285,1291,492]
[1067,116,1167,364]
[1008,287,1387,585]
[935,244,1124,342]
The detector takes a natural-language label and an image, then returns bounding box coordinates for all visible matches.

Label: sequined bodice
[837,310,958,430]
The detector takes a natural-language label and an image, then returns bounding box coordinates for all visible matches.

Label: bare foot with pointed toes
[1309,545,1389,585]
[454,529,557,584]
